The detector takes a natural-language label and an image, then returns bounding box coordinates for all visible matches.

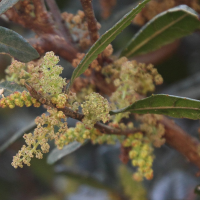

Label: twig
[161,117,200,170]
[25,83,143,136]
[80,0,99,44]
[45,0,73,42]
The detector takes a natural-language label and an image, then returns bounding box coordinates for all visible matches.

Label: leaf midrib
[125,13,188,57]
[128,106,200,111]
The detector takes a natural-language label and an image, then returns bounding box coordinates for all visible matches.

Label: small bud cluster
[5,60,29,83]
[0,91,41,108]
[51,94,69,108]
[123,133,154,181]
[81,92,110,128]
[137,114,165,148]
[72,44,113,76]
[12,108,68,168]
[56,122,123,150]
[55,122,93,149]
[104,59,163,122]
[62,10,101,50]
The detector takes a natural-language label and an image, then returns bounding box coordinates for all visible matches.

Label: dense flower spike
[0,91,41,108]
[56,122,123,150]
[123,133,154,181]
[81,92,110,128]
[6,51,66,99]
[12,108,68,168]
[103,58,163,122]
[137,114,165,148]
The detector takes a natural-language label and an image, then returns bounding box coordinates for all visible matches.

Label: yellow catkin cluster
[56,122,123,150]
[62,10,101,50]
[137,114,166,148]
[0,91,40,108]
[12,108,68,168]
[133,0,200,26]
[81,92,110,128]
[105,58,163,122]
[56,122,95,149]
[123,133,154,181]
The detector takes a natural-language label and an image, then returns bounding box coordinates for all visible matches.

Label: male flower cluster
[0,91,40,108]
[123,133,154,181]
[81,92,110,128]
[12,108,68,168]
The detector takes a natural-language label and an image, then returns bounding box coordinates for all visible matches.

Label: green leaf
[0,81,27,99]
[47,141,83,164]
[0,120,36,153]
[110,94,200,120]
[121,5,200,58]
[0,27,39,62]
[0,0,20,15]
[68,0,150,88]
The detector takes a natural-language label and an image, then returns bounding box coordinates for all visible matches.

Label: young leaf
[0,120,36,153]
[121,5,200,58]
[0,27,39,62]
[47,141,83,164]
[68,0,150,88]
[0,81,27,99]
[0,0,20,15]
[110,94,200,120]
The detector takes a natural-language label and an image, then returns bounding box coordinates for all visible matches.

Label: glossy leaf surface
[110,94,200,120]
[121,5,200,57]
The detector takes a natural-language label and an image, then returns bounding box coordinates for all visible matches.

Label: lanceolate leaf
[0,120,36,153]
[121,5,200,58]
[0,81,27,99]
[47,141,83,164]
[0,27,39,62]
[68,0,150,88]
[0,0,20,15]
[110,94,200,120]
